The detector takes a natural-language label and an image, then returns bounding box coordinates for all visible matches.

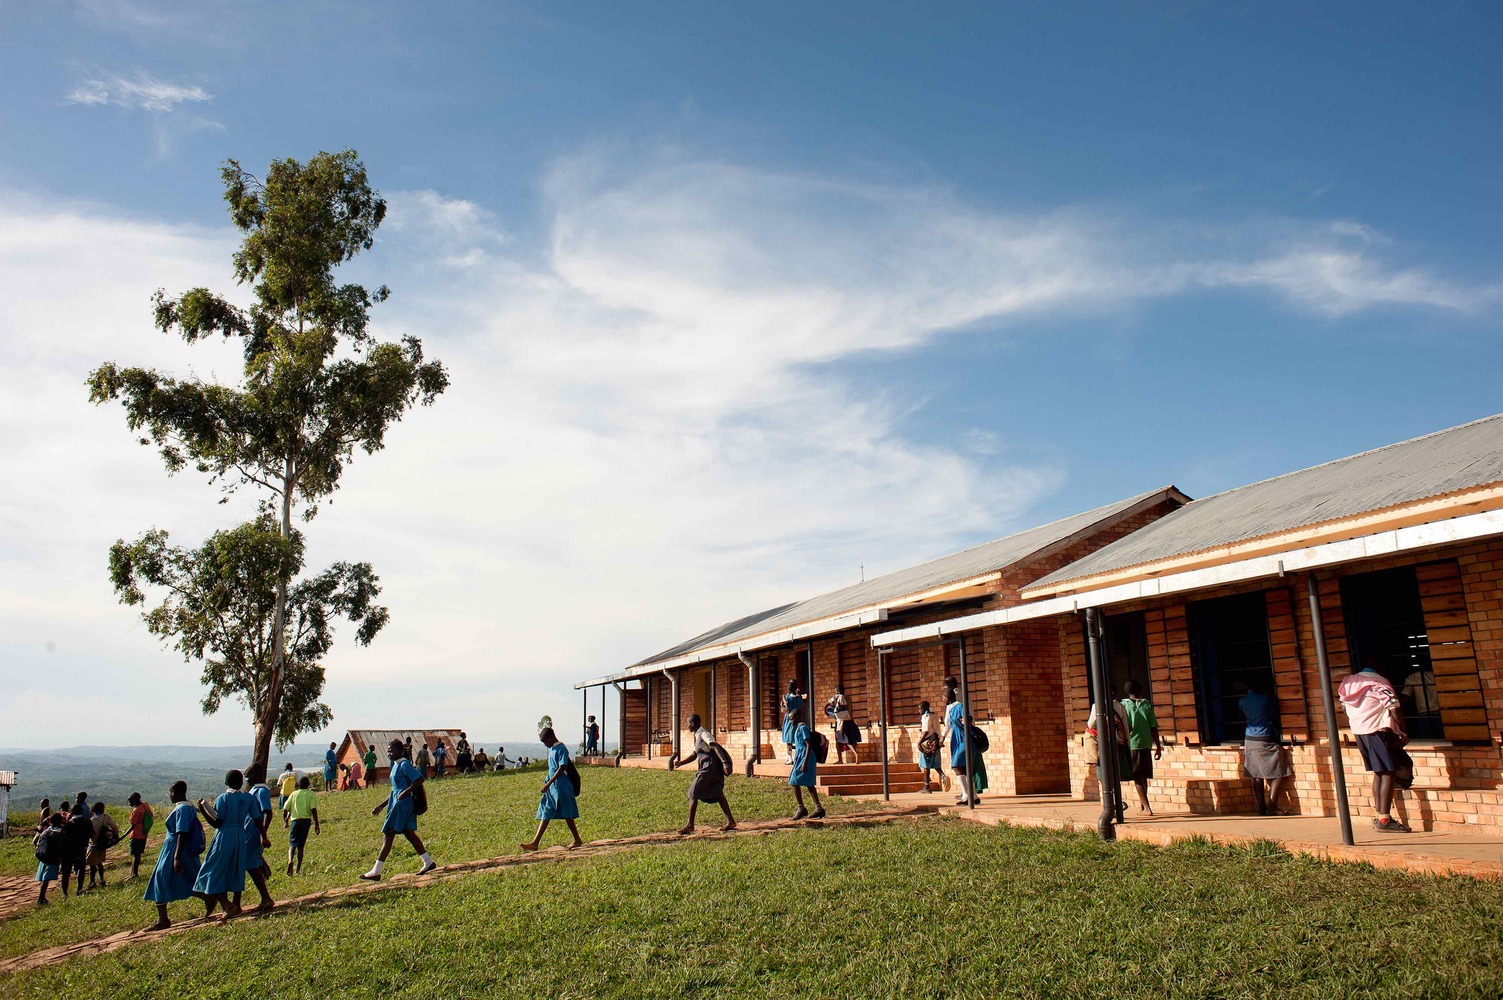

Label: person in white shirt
[825,686,862,764]
[917,701,947,793]
[667,715,737,836]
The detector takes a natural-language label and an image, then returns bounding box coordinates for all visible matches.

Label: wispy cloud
[66,73,212,112]
[0,151,1495,746]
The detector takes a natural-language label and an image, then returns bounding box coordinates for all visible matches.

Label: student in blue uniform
[584,716,600,756]
[782,680,806,764]
[33,812,65,906]
[521,727,583,851]
[789,721,826,820]
[942,683,973,805]
[360,739,437,881]
[145,780,208,930]
[323,742,338,793]
[238,761,275,912]
[193,769,254,920]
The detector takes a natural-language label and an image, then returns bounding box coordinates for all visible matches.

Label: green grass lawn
[0,765,871,965]
[4,808,1503,998]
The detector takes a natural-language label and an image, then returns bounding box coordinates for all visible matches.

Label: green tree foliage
[108,519,390,751]
[88,150,447,763]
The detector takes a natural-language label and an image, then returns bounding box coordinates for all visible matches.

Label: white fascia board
[618,570,1002,678]
[622,607,897,679]
[871,509,1503,647]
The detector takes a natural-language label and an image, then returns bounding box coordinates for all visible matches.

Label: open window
[1188,591,1275,745]
[1085,611,1151,704]
[1339,561,1485,742]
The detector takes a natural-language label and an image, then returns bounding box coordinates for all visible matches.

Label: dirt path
[0,807,930,975]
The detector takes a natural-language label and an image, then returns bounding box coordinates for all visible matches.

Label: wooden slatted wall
[726,659,748,731]
[1418,560,1488,742]
[886,644,924,722]
[1264,588,1312,741]
[760,656,781,730]
[623,688,649,750]
[838,639,870,722]
[944,634,991,720]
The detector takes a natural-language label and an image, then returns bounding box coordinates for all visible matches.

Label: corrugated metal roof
[1030,411,1503,592]
[632,485,1184,667]
[338,730,464,755]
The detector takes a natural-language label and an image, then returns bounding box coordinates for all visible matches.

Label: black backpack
[564,760,582,795]
[811,730,830,764]
[968,725,990,755]
[712,743,735,777]
[34,828,63,865]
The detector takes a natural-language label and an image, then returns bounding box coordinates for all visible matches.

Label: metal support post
[1308,573,1355,846]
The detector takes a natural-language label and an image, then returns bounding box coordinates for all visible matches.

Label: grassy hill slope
[4,770,1503,997]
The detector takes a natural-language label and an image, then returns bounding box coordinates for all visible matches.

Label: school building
[577,412,1503,833]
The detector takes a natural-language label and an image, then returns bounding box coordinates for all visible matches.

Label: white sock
[367,860,384,876]
[420,852,433,865]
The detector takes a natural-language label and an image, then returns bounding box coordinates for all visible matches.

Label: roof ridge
[1183,411,1503,507]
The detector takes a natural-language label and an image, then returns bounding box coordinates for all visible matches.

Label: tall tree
[108,518,389,750]
[89,150,448,764]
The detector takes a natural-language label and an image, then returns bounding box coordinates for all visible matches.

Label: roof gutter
[871,507,1503,646]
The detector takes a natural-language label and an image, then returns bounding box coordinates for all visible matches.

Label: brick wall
[1054,535,1503,833]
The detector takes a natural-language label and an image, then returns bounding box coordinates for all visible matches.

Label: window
[1188,592,1274,745]
[1085,611,1151,703]
[942,635,989,719]
[1340,567,1441,739]
[837,640,869,722]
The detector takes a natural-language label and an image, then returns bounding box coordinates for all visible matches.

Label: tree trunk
[252,465,294,767]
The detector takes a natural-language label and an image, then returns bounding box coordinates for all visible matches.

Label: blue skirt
[35,861,57,883]
[537,779,579,821]
[782,717,797,745]
[382,796,418,835]
[919,750,941,770]
[193,829,245,895]
[144,847,201,904]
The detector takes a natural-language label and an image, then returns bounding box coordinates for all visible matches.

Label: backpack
[564,761,582,795]
[968,725,990,755]
[411,780,429,815]
[99,824,121,849]
[34,828,63,865]
[185,813,206,856]
[712,743,735,777]
[811,730,829,764]
[917,732,941,756]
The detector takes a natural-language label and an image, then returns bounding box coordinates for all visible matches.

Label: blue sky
[1,1,1499,747]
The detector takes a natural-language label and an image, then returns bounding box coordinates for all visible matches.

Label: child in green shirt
[281,777,321,876]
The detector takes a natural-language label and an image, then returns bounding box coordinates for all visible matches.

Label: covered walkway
[848,790,1503,880]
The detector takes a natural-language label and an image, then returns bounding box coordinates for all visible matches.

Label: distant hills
[0,740,558,810]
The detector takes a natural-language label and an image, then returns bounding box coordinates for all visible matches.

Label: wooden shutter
[944,635,990,720]
[886,645,923,722]
[727,659,748,731]
[837,640,869,722]
[1418,560,1488,742]
[760,656,781,730]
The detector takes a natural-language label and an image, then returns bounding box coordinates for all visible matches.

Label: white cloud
[0,155,1495,749]
[66,73,212,112]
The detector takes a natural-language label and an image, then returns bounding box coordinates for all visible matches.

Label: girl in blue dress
[782,681,805,763]
[788,722,826,820]
[145,780,207,930]
[360,739,436,881]
[521,727,583,851]
[193,769,254,920]
[942,685,973,805]
[238,762,275,912]
[33,812,65,906]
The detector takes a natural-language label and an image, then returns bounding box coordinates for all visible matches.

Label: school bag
[968,725,990,755]
[564,760,582,795]
[411,780,429,816]
[712,743,735,777]
[811,730,829,764]
[99,823,121,849]
[34,828,63,865]
[917,732,941,756]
